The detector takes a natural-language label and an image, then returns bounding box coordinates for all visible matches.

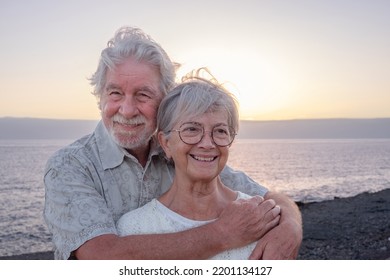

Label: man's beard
[109,114,156,150]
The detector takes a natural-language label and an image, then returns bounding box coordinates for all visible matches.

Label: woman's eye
[183,126,199,132]
[215,129,228,135]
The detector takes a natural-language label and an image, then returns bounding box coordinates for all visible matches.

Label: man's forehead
[107,71,160,84]
[118,73,137,77]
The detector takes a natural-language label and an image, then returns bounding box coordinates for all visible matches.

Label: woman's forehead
[178,110,228,125]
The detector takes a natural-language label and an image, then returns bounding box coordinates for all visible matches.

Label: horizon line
[2,116,390,122]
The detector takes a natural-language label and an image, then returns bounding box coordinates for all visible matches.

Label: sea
[1,138,390,257]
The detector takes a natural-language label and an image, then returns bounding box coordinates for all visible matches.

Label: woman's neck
[158,176,237,220]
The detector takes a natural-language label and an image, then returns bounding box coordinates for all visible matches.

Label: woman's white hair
[157,68,239,137]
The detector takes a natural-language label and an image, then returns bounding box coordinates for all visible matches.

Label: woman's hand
[214,196,281,250]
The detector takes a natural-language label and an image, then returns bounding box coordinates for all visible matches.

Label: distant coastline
[239,118,390,139]
[0,117,99,140]
[1,117,390,139]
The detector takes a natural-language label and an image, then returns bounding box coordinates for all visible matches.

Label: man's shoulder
[45,133,97,169]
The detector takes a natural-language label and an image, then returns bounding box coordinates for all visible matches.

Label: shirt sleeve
[219,165,268,197]
[43,150,117,260]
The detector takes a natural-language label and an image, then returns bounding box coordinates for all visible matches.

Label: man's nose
[119,96,139,118]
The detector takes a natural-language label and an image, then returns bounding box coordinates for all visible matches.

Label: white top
[117,191,257,260]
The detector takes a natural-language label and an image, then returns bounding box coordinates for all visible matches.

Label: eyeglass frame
[168,122,237,147]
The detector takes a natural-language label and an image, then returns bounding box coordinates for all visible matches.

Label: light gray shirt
[43,121,267,259]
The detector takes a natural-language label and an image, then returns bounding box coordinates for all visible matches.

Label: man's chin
[112,132,151,150]
[114,135,138,149]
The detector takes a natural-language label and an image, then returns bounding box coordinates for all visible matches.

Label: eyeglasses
[169,122,236,147]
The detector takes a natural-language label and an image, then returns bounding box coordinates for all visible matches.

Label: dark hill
[1,117,389,139]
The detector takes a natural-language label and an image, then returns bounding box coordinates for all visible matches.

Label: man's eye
[137,92,152,101]
[107,91,123,101]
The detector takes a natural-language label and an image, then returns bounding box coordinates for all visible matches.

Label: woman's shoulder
[236,191,253,200]
[116,199,159,231]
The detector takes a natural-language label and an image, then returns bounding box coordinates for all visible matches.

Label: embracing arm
[75,228,222,260]
[75,196,278,259]
[249,191,303,260]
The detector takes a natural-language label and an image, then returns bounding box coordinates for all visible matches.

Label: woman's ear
[158,131,172,159]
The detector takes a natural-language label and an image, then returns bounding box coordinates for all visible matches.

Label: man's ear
[158,131,172,159]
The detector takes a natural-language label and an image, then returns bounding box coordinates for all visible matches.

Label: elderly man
[44,26,302,260]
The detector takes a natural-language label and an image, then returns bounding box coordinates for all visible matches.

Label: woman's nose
[198,130,216,148]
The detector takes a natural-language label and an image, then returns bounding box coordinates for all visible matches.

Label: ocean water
[228,139,390,202]
[0,139,75,257]
[0,138,390,257]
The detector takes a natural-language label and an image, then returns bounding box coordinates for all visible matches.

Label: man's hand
[214,196,281,251]
[249,192,303,260]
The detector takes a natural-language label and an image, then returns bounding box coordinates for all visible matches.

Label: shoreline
[1,188,389,260]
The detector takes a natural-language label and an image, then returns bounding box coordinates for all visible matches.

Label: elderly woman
[117,73,281,259]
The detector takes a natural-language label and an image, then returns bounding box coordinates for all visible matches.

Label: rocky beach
[297,188,390,260]
[1,188,389,260]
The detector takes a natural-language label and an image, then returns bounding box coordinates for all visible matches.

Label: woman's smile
[190,154,218,162]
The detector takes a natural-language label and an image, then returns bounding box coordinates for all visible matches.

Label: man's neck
[125,141,151,168]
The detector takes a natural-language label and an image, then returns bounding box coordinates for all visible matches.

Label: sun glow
[176,48,294,120]
[1,1,389,121]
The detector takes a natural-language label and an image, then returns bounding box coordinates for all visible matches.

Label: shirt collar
[95,121,163,170]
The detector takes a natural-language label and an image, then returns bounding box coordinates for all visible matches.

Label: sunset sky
[1,0,389,121]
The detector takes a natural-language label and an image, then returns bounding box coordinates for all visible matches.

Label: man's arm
[249,191,303,260]
[220,165,302,259]
[75,230,220,260]
[75,196,280,259]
